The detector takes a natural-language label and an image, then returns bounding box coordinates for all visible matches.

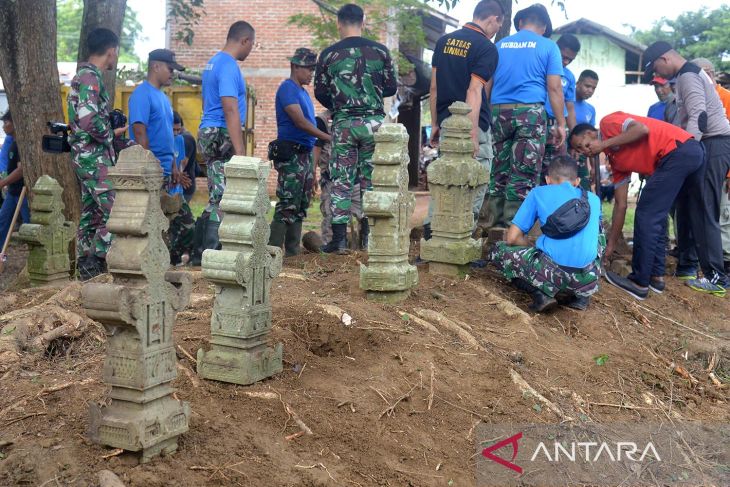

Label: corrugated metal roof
[554,18,646,55]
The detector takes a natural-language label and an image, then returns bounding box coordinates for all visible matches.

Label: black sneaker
[649,277,666,294]
[565,295,590,311]
[604,271,648,300]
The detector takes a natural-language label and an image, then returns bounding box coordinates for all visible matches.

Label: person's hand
[171,164,181,184]
[587,140,604,156]
[430,126,440,148]
[472,135,480,158]
[179,172,192,189]
[113,125,128,137]
[603,240,615,263]
[323,133,333,143]
[554,126,566,149]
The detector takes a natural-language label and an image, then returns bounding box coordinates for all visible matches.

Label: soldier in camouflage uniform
[67,28,123,280]
[314,3,397,253]
[314,110,363,246]
[486,4,565,229]
[193,21,256,265]
[269,48,331,256]
[488,156,603,312]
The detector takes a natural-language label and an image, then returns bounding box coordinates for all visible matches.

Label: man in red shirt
[570,112,713,299]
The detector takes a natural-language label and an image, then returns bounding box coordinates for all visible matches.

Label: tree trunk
[0,0,80,224]
[496,0,513,42]
[77,0,127,104]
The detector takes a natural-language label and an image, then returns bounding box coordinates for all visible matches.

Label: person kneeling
[487,156,603,312]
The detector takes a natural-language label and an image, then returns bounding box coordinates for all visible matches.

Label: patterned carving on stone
[81,145,191,463]
[197,156,283,385]
[420,102,487,276]
[359,123,418,302]
[17,176,74,286]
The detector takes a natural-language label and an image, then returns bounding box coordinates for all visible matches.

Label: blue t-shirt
[275,79,316,148]
[491,30,563,105]
[129,81,174,175]
[573,100,596,126]
[512,182,601,268]
[0,135,14,173]
[545,67,575,119]
[200,51,247,129]
[167,134,186,196]
[647,101,666,121]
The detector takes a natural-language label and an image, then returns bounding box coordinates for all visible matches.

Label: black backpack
[540,189,591,239]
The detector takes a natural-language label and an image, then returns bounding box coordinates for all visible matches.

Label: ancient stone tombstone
[420,102,487,276]
[197,156,283,385]
[359,123,418,302]
[81,145,192,463]
[17,176,74,287]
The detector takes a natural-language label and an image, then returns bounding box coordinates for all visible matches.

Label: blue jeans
[0,191,30,247]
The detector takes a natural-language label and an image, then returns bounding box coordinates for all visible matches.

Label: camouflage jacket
[314,37,397,121]
[67,62,115,173]
[314,110,332,174]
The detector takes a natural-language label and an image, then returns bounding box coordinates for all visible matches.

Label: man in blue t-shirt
[270,48,331,256]
[488,156,603,312]
[194,20,255,265]
[129,49,194,265]
[574,70,598,126]
[646,76,674,121]
[487,4,565,230]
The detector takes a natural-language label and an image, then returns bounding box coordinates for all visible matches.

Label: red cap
[650,76,669,85]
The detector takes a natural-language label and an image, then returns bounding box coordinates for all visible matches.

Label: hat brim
[641,64,655,84]
[170,62,186,72]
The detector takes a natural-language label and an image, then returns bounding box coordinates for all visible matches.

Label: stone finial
[81,145,191,463]
[17,176,74,286]
[420,102,487,276]
[197,156,283,385]
[359,124,418,302]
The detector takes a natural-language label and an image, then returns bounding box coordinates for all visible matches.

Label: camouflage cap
[289,48,318,67]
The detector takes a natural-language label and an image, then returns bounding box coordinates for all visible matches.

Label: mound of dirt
[0,250,728,486]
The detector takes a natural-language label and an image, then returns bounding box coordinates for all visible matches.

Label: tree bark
[77,0,128,104]
[496,0,513,42]
[0,0,80,224]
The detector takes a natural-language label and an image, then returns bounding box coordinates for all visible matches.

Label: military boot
[484,196,505,229]
[190,213,209,266]
[511,278,557,313]
[284,220,303,257]
[204,219,222,253]
[503,199,523,226]
[269,220,286,249]
[359,217,369,250]
[320,223,348,255]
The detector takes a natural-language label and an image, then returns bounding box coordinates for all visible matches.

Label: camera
[109,109,127,130]
[42,121,71,153]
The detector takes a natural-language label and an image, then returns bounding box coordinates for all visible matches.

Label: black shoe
[423,223,432,241]
[78,255,103,281]
[320,223,349,254]
[604,271,648,300]
[725,261,730,275]
[284,220,302,257]
[649,277,666,294]
[529,291,558,312]
[269,220,286,249]
[359,218,369,250]
[565,295,590,311]
[204,220,222,251]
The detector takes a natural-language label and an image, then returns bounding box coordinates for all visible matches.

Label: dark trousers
[676,136,730,280]
[629,140,704,286]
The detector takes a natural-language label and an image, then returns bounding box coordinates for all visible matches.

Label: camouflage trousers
[489,105,547,201]
[488,242,600,298]
[273,150,315,224]
[74,164,114,259]
[330,115,381,224]
[540,122,567,185]
[162,177,195,258]
[319,172,363,245]
[198,126,235,224]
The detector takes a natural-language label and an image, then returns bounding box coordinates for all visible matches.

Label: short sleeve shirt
[512,182,601,268]
[573,100,596,126]
[491,30,563,105]
[200,51,247,129]
[129,81,175,175]
[275,79,316,148]
[545,67,575,119]
[431,23,498,131]
[599,111,693,184]
[0,135,14,174]
[6,141,23,197]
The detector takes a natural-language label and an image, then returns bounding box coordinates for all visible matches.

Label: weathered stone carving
[359,123,418,302]
[420,102,486,276]
[82,145,191,463]
[17,176,74,286]
[197,156,283,385]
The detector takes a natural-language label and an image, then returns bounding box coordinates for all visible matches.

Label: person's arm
[547,74,566,147]
[283,104,331,142]
[131,123,149,150]
[221,97,245,155]
[75,74,114,147]
[429,67,439,146]
[588,120,649,155]
[0,162,22,189]
[605,180,629,260]
[566,101,577,130]
[313,55,333,110]
[382,48,398,98]
[679,74,708,140]
[465,76,484,156]
[505,224,530,247]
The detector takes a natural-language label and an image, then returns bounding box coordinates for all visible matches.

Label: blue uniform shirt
[200,51,247,129]
[647,101,667,121]
[545,67,575,119]
[573,100,596,126]
[275,79,316,148]
[512,182,601,268]
[129,81,174,175]
[491,30,563,105]
[166,134,186,196]
[0,135,14,173]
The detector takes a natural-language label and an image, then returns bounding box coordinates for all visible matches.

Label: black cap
[513,4,553,38]
[641,41,672,83]
[148,49,185,72]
